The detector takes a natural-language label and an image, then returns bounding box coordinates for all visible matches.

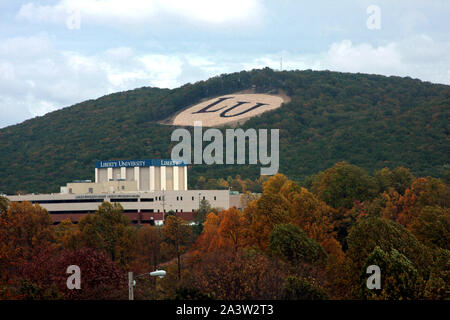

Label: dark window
[214,196,216,200]
[110,198,138,202]
[47,210,94,214]
[33,199,104,204]
[141,198,154,202]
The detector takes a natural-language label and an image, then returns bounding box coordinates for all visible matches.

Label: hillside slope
[0,68,448,194]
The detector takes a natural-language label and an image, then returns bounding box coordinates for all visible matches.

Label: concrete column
[121,167,126,179]
[134,167,140,191]
[95,168,99,183]
[173,166,179,191]
[161,166,166,191]
[107,167,113,181]
[149,166,155,191]
[184,166,188,190]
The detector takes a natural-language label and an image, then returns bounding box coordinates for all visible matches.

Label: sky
[0,0,449,128]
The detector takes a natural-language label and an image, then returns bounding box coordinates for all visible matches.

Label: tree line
[0,162,448,300]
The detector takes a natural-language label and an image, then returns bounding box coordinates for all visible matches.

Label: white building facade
[8,159,235,225]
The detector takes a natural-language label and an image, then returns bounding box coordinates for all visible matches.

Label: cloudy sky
[0,0,449,128]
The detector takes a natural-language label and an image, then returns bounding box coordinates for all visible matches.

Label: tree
[136,225,161,269]
[194,199,212,224]
[194,212,221,253]
[281,276,328,300]
[0,217,22,299]
[381,176,449,227]
[161,215,192,280]
[270,224,327,265]
[409,206,450,250]
[244,174,343,260]
[0,196,9,218]
[55,219,80,250]
[2,201,55,260]
[18,247,127,300]
[360,246,422,300]
[347,217,431,275]
[374,167,415,194]
[217,208,246,254]
[78,202,137,267]
[311,162,377,209]
[187,250,286,299]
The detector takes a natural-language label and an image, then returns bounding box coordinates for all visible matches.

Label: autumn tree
[161,215,192,280]
[0,218,21,299]
[135,225,161,270]
[381,176,449,227]
[18,247,127,300]
[244,173,343,260]
[1,201,55,260]
[55,218,80,250]
[78,202,137,267]
[194,212,221,253]
[187,250,286,299]
[217,208,246,254]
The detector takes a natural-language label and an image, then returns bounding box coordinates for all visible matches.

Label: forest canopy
[0,68,448,194]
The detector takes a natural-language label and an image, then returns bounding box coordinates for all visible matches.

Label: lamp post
[128,270,166,300]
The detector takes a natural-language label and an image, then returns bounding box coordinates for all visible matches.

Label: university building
[7,159,242,225]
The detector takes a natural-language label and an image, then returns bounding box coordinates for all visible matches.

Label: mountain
[0,68,449,194]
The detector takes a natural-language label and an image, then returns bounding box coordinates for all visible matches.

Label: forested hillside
[0,68,448,194]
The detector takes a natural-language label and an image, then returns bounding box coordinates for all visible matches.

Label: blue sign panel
[95,159,186,168]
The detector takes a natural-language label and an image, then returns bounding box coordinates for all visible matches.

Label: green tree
[312,162,377,209]
[78,202,137,267]
[270,223,327,265]
[374,167,415,194]
[54,218,80,249]
[194,199,212,224]
[347,217,431,275]
[410,206,450,250]
[0,196,9,218]
[360,246,423,300]
[281,276,328,300]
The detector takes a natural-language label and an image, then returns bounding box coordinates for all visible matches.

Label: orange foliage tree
[243,173,344,260]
